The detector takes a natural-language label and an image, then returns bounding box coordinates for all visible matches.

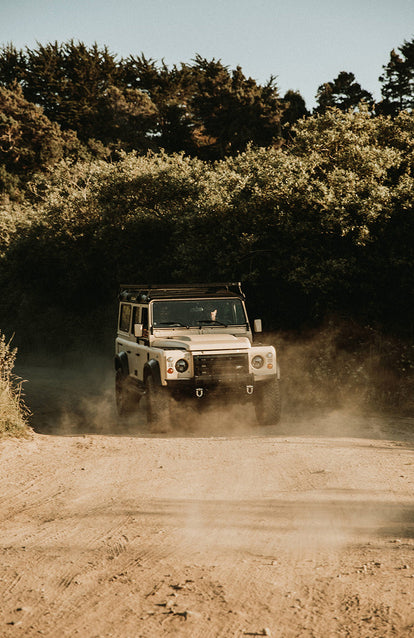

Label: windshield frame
[150,297,248,330]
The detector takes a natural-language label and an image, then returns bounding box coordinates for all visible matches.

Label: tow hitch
[247,385,254,395]
[196,388,204,398]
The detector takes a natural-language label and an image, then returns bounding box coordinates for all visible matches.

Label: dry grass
[0,332,31,437]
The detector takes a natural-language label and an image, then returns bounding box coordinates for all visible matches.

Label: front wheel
[145,375,171,432]
[254,379,281,426]
[115,369,140,416]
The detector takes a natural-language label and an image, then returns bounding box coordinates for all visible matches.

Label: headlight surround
[251,355,264,369]
[175,358,189,373]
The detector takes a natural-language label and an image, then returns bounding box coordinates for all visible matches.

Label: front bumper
[166,374,278,399]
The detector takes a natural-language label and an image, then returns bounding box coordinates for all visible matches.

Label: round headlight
[251,355,264,369]
[175,358,189,373]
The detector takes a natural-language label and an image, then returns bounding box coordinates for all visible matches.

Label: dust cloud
[16,354,117,435]
[177,496,396,559]
[16,321,412,441]
[265,322,412,440]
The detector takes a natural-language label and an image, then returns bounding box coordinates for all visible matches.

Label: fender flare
[115,351,129,376]
[144,359,162,386]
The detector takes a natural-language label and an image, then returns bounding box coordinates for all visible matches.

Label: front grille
[193,353,249,382]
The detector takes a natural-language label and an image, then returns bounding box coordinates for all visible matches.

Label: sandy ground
[1,362,413,637]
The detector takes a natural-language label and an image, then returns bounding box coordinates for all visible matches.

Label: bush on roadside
[0,332,31,437]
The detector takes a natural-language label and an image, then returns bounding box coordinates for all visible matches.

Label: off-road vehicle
[114,283,280,430]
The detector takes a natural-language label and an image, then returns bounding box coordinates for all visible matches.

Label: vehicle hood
[151,334,251,352]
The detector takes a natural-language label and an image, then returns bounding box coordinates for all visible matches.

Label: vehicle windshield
[152,298,247,328]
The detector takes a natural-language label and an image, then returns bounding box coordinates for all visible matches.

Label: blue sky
[1,0,413,108]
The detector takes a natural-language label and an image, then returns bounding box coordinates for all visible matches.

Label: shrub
[0,332,31,437]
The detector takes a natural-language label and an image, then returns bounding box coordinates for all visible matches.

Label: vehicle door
[116,302,134,373]
[129,305,149,383]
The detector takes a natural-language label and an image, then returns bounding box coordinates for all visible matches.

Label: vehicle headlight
[251,355,264,369]
[175,358,189,373]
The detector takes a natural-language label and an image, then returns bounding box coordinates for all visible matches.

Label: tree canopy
[0,37,413,167]
[1,107,412,346]
[0,82,83,196]
[0,38,413,352]
[0,43,285,160]
[379,39,414,115]
[315,71,373,113]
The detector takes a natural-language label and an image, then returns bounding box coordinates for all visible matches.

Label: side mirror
[134,323,143,338]
[253,319,262,333]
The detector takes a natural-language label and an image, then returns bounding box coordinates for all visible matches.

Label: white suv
[115,283,280,430]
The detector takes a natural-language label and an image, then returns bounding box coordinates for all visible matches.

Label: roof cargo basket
[119,282,245,302]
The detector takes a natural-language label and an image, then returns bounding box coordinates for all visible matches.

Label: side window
[119,303,132,333]
[142,307,148,329]
[132,306,140,326]
[141,307,149,339]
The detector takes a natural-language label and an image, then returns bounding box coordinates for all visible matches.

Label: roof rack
[119,282,245,302]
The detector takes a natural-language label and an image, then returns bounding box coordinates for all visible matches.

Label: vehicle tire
[254,378,281,426]
[115,368,140,416]
[145,374,171,432]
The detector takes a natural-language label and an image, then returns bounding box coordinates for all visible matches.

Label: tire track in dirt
[13,514,138,634]
[17,505,208,638]
[0,570,22,602]
[40,497,272,638]
[3,523,132,635]
[1,486,66,526]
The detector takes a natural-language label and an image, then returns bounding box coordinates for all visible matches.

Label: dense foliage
[0,107,413,343]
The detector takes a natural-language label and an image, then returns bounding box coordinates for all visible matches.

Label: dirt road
[1,363,414,637]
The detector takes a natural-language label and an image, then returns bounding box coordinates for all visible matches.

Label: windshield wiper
[158,321,190,328]
[197,319,228,327]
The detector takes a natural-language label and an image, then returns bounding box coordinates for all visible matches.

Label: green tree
[123,55,197,154]
[0,44,26,87]
[190,56,283,159]
[94,85,159,152]
[379,38,414,114]
[0,83,82,195]
[21,41,123,140]
[280,90,309,140]
[315,71,373,113]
